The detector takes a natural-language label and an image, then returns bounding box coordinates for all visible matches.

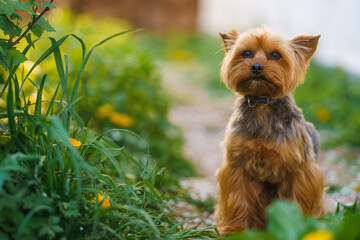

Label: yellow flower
[95,192,111,208]
[316,108,331,123]
[109,112,133,127]
[69,138,82,148]
[354,183,360,192]
[95,104,114,119]
[302,230,334,240]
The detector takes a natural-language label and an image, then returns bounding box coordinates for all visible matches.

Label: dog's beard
[235,77,280,97]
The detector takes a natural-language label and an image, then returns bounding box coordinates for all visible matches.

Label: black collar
[245,95,276,107]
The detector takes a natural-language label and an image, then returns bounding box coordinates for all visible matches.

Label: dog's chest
[239,139,292,183]
[227,98,307,182]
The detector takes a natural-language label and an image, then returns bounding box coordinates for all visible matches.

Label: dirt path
[161,63,359,224]
[162,64,232,197]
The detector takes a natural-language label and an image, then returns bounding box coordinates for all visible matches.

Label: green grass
[24,9,197,183]
[0,25,218,239]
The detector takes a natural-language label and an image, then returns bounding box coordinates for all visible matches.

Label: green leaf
[26,0,37,8]
[4,48,27,66]
[0,0,35,15]
[0,15,21,36]
[6,78,16,143]
[40,1,56,9]
[99,147,125,162]
[0,40,12,56]
[59,201,81,218]
[266,200,306,240]
[0,5,5,15]
[30,16,56,38]
[34,74,46,121]
[38,216,63,238]
[0,2,14,15]
[333,214,360,240]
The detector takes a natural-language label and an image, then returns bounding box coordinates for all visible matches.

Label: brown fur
[215,26,326,235]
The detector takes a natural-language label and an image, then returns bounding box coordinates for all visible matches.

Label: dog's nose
[251,64,264,75]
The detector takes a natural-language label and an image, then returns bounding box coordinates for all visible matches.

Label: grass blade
[45,82,60,117]
[6,78,16,137]
[34,74,47,121]
[20,35,71,91]
[69,29,142,102]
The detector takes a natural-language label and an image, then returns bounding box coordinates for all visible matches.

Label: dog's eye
[242,51,253,58]
[269,51,281,60]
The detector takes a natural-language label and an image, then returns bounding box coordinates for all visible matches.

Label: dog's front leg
[278,162,326,217]
[215,164,266,235]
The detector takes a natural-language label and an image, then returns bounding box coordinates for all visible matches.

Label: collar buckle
[246,96,270,107]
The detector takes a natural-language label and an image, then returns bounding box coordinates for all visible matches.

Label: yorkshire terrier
[215,26,326,235]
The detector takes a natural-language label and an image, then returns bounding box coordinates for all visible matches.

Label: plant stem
[11,0,55,46]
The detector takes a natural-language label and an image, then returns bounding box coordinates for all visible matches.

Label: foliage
[140,34,360,148]
[26,8,196,183]
[0,0,55,67]
[226,200,360,240]
[0,2,217,239]
[177,189,216,214]
[294,63,360,148]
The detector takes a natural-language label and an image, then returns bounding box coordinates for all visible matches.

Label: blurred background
[64,0,360,74]
[30,0,360,220]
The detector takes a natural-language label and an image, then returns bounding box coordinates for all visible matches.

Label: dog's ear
[290,35,320,61]
[219,29,239,52]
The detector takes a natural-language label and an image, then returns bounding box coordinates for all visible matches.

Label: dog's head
[220,26,320,98]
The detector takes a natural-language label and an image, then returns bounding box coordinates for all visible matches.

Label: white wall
[198,0,360,74]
